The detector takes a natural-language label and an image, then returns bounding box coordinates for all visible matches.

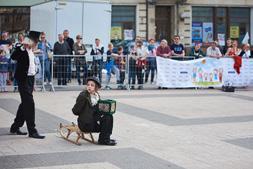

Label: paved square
[1,89,253,169]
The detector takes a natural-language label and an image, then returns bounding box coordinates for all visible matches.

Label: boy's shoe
[138,86,143,90]
[131,86,135,90]
[105,86,112,90]
[98,139,117,146]
[29,132,45,139]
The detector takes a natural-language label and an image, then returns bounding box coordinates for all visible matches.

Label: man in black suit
[10,31,45,139]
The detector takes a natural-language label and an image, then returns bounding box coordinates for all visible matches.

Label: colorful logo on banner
[192,58,223,87]
[156,57,253,88]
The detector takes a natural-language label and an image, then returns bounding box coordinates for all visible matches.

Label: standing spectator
[222,38,232,55]
[189,43,205,59]
[171,35,185,58]
[0,32,13,86]
[38,32,53,85]
[225,40,241,57]
[156,39,172,58]
[128,45,138,89]
[73,34,87,85]
[239,44,252,58]
[225,40,242,74]
[136,40,147,89]
[105,43,120,90]
[53,34,71,85]
[145,38,157,84]
[206,41,222,58]
[115,46,126,89]
[90,38,104,83]
[12,33,25,91]
[63,29,74,83]
[0,47,9,92]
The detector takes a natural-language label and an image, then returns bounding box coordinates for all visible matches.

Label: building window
[229,8,250,42]
[111,5,136,41]
[0,7,30,38]
[192,7,250,45]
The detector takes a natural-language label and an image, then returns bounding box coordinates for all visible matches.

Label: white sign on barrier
[156,57,253,88]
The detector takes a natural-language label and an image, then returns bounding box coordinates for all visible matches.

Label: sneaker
[138,86,143,90]
[105,86,112,90]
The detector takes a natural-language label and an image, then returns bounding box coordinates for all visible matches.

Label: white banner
[156,57,253,88]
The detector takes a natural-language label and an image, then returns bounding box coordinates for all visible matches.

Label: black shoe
[98,139,117,146]
[29,132,45,139]
[10,129,27,135]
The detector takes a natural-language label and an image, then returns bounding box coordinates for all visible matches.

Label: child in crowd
[0,47,9,92]
[72,76,116,146]
[115,46,126,89]
[105,43,120,90]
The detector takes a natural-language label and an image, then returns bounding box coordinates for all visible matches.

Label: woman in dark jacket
[72,76,116,146]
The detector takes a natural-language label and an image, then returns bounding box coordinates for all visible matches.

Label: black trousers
[79,114,113,141]
[10,76,37,134]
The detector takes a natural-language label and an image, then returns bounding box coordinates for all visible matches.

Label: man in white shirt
[10,31,45,139]
[206,41,222,58]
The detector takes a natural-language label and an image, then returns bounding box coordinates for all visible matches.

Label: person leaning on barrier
[239,43,252,58]
[156,39,172,58]
[53,34,71,85]
[128,45,138,89]
[189,43,205,59]
[90,38,104,83]
[145,38,157,84]
[136,40,148,90]
[0,46,9,92]
[73,34,87,85]
[171,35,185,58]
[222,38,232,55]
[105,43,120,90]
[63,29,74,83]
[225,40,241,57]
[37,32,53,85]
[10,31,45,139]
[114,46,126,89]
[206,41,222,58]
[72,76,116,146]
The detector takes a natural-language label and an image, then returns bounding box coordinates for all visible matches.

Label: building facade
[111,0,253,46]
[0,0,252,46]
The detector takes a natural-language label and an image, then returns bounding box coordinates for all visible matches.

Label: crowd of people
[0,30,253,91]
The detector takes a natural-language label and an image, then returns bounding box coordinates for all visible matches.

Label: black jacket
[239,50,253,58]
[11,46,30,81]
[65,37,74,54]
[72,90,101,132]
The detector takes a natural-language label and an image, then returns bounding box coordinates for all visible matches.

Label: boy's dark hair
[174,35,180,39]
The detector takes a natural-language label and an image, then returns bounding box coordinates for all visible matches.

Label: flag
[242,32,249,44]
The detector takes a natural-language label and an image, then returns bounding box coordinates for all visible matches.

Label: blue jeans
[76,64,87,85]
[40,58,51,82]
[145,57,156,83]
[105,62,120,86]
[128,58,136,85]
[93,58,103,83]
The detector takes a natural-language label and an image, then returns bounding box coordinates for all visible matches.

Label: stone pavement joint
[0,148,185,169]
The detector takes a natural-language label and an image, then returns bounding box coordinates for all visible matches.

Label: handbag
[47,51,53,59]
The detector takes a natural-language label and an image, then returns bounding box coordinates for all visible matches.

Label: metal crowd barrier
[37,55,197,91]
[8,55,253,92]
